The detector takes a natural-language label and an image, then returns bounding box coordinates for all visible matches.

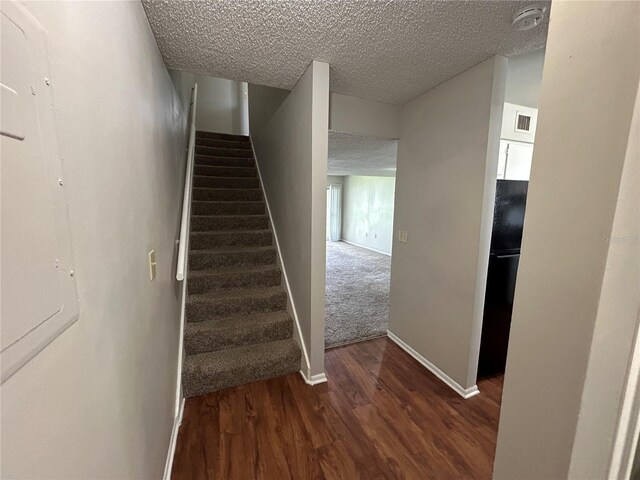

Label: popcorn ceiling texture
[328,131,397,177]
[142,0,550,105]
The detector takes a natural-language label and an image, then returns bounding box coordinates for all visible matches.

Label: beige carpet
[325,241,391,348]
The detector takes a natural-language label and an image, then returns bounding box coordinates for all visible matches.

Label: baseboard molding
[300,369,328,386]
[386,330,479,399]
[250,137,312,376]
[340,239,391,257]
[163,397,185,480]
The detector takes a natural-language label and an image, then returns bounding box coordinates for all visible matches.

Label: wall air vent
[515,112,532,133]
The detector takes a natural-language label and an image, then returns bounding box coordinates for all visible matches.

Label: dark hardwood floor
[172,337,504,479]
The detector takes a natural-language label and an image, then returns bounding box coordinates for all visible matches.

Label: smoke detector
[512,5,546,31]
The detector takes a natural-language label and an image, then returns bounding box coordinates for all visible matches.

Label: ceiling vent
[512,5,546,31]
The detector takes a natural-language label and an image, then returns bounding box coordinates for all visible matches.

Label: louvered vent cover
[515,113,531,132]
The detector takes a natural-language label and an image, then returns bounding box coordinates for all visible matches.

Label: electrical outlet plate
[398,230,408,243]
[148,250,156,281]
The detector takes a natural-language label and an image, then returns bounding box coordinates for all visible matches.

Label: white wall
[1,2,186,478]
[342,176,396,255]
[171,71,248,135]
[329,92,401,138]
[248,83,290,135]
[250,61,330,379]
[493,2,640,478]
[327,175,344,185]
[388,56,507,393]
[505,49,545,108]
[569,77,640,479]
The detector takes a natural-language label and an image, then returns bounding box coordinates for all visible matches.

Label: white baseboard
[250,137,311,376]
[340,239,391,257]
[386,330,479,399]
[163,397,185,480]
[300,369,328,385]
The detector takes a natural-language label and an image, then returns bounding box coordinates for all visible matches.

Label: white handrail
[176,83,198,281]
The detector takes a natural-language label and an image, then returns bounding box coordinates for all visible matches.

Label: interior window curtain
[329,184,342,242]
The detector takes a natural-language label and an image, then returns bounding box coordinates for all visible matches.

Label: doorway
[324,132,397,349]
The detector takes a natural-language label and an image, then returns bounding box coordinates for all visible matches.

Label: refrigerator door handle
[495,253,520,259]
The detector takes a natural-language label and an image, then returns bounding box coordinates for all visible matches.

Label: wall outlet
[398,230,408,243]
[148,250,156,281]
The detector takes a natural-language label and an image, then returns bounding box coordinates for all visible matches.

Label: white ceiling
[142,0,550,105]
[328,132,397,177]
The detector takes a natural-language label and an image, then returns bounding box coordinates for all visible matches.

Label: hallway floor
[171,337,504,479]
[325,241,390,347]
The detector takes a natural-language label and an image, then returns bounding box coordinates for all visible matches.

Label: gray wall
[505,49,545,108]
[342,176,396,255]
[250,61,330,378]
[248,84,290,135]
[171,71,248,135]
[493,2,640,478]
[329,92,401,138]
[0,2,186,478]
[388,56,507,391]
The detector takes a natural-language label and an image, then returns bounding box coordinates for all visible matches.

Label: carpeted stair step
[191,201,265,216]
[188,264,281,294]
[194,165,257,178]
[196,145,253,158]
[196,131,250,142]
[186,286,287,321]
[192,187,262,201]
[196,138,252,150]
[189,246,277,270]
[195,155,255,168]
[190,229,272,249]
[191,214,269,232]
[182,338,301,397]
[184,311,293,355]
[193,175,260,189]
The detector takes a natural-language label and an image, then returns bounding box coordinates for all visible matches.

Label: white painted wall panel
[389,56,506,391]
[342,176,395,255]
[0,2,187,478]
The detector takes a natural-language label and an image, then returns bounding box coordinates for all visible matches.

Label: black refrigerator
[477,180,528,378]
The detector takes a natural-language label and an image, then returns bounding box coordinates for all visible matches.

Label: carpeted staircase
[182,131,301,398]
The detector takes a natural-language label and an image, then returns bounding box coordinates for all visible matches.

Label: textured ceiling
[143,0,549,104]
[328,132,397,177]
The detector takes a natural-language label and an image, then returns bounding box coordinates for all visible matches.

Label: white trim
[300,369,328,385]
[608,308,640,480]
[163,398,185,480]
[250,137,312,377]
[387,330,479,399]
[340,239,391,257]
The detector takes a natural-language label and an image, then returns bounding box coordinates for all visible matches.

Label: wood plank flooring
[171,337,504,479]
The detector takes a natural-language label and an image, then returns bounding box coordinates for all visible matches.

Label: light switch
[148,250,156,281]
[398,230,408,243]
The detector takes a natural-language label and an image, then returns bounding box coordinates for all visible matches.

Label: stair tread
[182,338,300,397]
[192,200,264,204]
[190,245,275,254]
[185,310,290,331]
[189,264,279,278]
[188,286,284,303]
[184,338,299,372]
[193,186,261,191]
[195,154,254,160]
[191,229,271,235]
[194,175,257,180]
[191,214,268,219]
